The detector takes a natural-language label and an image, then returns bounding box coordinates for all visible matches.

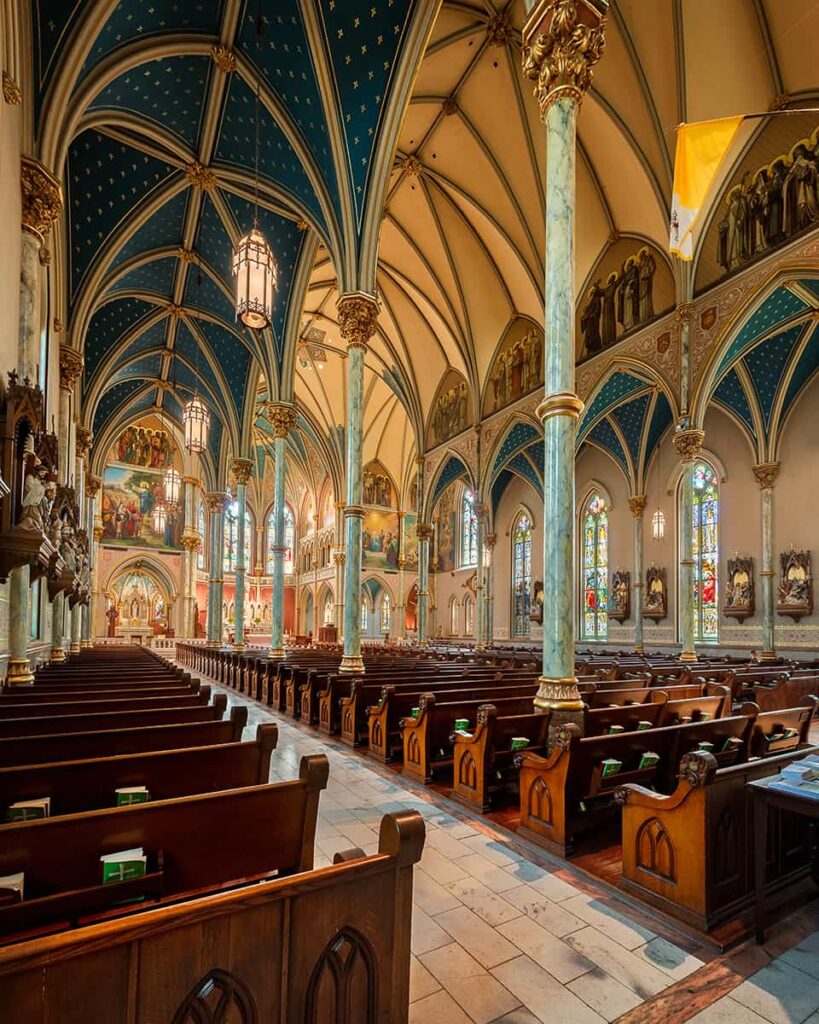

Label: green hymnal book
[697,741,714,752]
[637,721,652,731]
[510,737,530,752]
[5,797,50,822]
[115,787,150,806]
[0,872,24,904]
[784,727,799,739]
[454,718,469,733]
[608,724,624,735]
[638,752,660,770]
[600,758,622,779]
[101,847,147,884]
[410,707,420,719]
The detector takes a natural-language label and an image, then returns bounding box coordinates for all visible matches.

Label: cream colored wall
[489,475,543,641]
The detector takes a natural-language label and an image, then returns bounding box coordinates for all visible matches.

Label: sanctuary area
[0,1,818,1022]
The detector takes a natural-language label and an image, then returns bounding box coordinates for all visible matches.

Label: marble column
[334,502,345,632]
[522,0,606,722]
[674,428,705,662]
[205,492,228,646]
[485,532,496,646]
[268,404,296,658]
[82,474,100,648]
[231,458,253,650]
[337,294,379,675]
[181,476,200,638]
[754,462,780,660]
[677,303,694,419]
[7,568,34,684]
[417,524,433,645]
[396,557,407,640]
[628,495,647,654]
[475,502,488,649]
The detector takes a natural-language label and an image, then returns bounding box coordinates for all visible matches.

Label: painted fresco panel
[101,466,184,550]
[362,509,400,571]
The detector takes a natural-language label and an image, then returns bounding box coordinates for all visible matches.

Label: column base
[339,654,365,675]
[206,640,221,648]
[633,645,645,655]
[70,642,81,654]
[233,643,246,651]
[533,676,584,713]
[50,647,66,664]
[679,651,698,663]
[269,646,286,660]
[6,658,34,686]
[758,649,777,662]
[81,639,93,649]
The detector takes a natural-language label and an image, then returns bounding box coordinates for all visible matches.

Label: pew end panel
[400,694,436,783]
[229,705,248,740]
[516,725,577,856]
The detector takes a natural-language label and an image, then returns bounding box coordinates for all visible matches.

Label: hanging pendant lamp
[184,256,211,454]
[153,498,168,535]
[164,467,181,507]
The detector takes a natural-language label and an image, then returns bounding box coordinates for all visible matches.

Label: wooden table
[750,775,819,944]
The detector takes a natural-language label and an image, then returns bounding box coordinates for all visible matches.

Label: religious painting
[724,556,754,623]
[643,566,667,621]
[483,319,544,417]
[577,239,673,360]
[403,513,418,570]
[363,460,395,507]
[434,483,458,572]
[112,423,173,469]
[696,115,819,292]
[101,466,184,550]
[426,370,471,448]
[609,570,631,623]
[407,473,419,513]
[777,548,813,622]
[362,509,400,571]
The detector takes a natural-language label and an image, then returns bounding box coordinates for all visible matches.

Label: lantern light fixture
[183,396,210,455]
[153,499,167,535]
[651,508,666,541]
[164,467,181,507]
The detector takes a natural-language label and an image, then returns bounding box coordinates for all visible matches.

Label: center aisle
[179,663,715,1024]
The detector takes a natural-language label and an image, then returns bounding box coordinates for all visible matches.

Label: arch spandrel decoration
[305,928,378,1024]
[482,318,544,418]
[171,968,257,1024]
[426,369,472,450]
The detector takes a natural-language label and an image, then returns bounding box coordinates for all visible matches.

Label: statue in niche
[609,570,630,624]
[723,556,754,623]
[643,566,667,621]
[726,183,752,266]
[19,461,50,532]
[784,144,819,234]
[777,548,813,622]
[580,281,604,354]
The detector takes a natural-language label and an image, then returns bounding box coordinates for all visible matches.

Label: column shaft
[475,506,486,648]
[629,497,646,654]
[206,493,227,646]
[342,344,365,673]
[674,430,704,662]
[417,526,431,645]
[754,463,780,660]
[234,481,247,648]
[270,435,288,657]
[7,567,33,684]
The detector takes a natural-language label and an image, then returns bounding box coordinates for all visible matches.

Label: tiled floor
[189,669,819,1024]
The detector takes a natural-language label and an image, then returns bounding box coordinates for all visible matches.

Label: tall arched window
[196,501,206,570]
[450,597,460,636]
[223,500,253,573]
[460,488,478,567]
[582,495,608,640]
[265,505,295,574]
[692,461,719,641]
[380,595,392,634]
[464,594,475,636]
[512,512,532,637]
[361,599,369,633]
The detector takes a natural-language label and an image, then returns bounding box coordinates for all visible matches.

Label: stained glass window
[582,495,608,640]
[380,595,392,634]
[461,488,478,567]
[223,501,253,574]
[692,462,719,641]
[361,599,369,632]
[450,598,460,636]
[196,501,206,570]
[513,513,532,637]
[464,595,475,636]
[265,505,295,574]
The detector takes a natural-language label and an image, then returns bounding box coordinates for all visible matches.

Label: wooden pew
[0,723,278,819]
[0,809,424,1024]
[0,681,202,703]
[0,690,213,720]
[0,754,329,939]
[450,705,551,811]
[0,706,248,768]
[745,675,819,712]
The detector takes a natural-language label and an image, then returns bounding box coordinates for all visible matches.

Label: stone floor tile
[425,826,475,860]
[526,870,583,903]
[566,966,643,1021]
[686,996,775,1023]
[496,915,593,984]
[563,927,671,1000]
[779,934,819,980]
[412,904,451,956]
[559,894,656,950]
[419,942,520,1024]
[421,846,473,885]
[461,834,525,867]
[455,853,527,893]
[489,1009,541,1024]
[491,955,606,1024]
[410,954,441,1003]
[443,878,523,927]
[409,989,474,1024]
[730,960,819,1024]
[503,884,587,938]
[634,936,703,981]
[434,907,521,969]
[413,867,462,916]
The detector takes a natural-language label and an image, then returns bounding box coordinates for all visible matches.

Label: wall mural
[113,424,174,469]
[362,509,400,571]
[427,370,471,448]
[578,239,673,359]
[483,319,544,417]
[101,466,184,550]
[362,460,395,507]
[403,513,418,570]
[434,482,458,572]
[696,115,819,292]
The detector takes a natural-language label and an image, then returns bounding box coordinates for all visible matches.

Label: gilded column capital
[59,345,84,393]
[267,402,297,439]
[211,45,237,73]
[521,0,607,119]
[485,532,497,550]
[93,524,104,542]
[75,427,93,460]
[337,293,379,351]
[205,491,229,514]
[673,427,705,462]
[85,475,102,500]
[753,462,780,490]
[231,458,254,485]
[21,156,63,243]
[182,475,200,488]
[536,391,584,422]
[628,494,647,518]
[181,535,201,552]
[334,549,346,566]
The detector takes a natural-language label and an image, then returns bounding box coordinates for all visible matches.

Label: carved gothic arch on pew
[171,968,258,1024]
[305,927,378,1024]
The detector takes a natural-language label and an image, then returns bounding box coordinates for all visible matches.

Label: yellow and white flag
[669,116,743,260]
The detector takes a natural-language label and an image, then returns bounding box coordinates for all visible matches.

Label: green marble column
[51,592,66,663]
[485,533,496,646]
[231,459,254,650]
[206,492,228,646]
[522,1,606,722]
[674,429,705,662]
[268,406,296,658]
[475,502,487,649]
[7,567,33,684]
[417,525,433,646]
[629,496,646,654]
[754,463,780,660]
[337,294,379,675]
